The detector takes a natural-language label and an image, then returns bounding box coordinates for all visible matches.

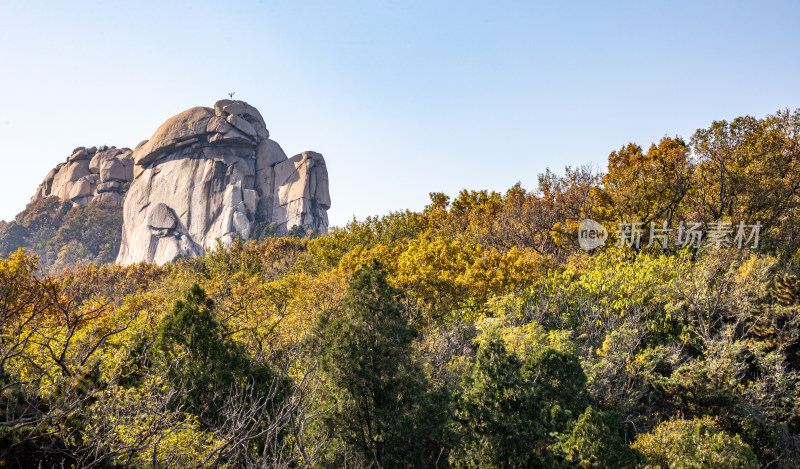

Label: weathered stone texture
[30,100,330,266]
[114,100,330,265]
[31,146,133,207]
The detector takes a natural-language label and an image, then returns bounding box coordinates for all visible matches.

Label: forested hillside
[2,108,799,467]
[0,198,123,273]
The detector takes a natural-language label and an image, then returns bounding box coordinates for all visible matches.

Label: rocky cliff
[29,100,330,266]
[31,146,134,206]
[115,100,330,265]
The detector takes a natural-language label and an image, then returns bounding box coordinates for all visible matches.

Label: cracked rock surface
[114,100,330,265]
[31,145,134,207]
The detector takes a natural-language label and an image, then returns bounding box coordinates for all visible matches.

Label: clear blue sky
[1,1,798,226]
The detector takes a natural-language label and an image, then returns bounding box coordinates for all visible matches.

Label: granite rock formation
[114,100,330,265]
[31,146,134,206]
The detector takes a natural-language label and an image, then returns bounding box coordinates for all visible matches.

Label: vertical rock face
[31,146,134,206]
[114,100,330,265]
[273,151,330,232]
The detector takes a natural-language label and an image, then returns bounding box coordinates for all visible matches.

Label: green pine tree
[555,406,642,469]
[450,337,547,469]
[306,260,449,468]
[523,347,592,436]
[154,284,282,426]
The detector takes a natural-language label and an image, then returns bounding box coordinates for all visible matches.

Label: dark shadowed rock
[147,203,178,230]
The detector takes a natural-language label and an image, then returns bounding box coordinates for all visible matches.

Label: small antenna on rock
[228,92,235,99]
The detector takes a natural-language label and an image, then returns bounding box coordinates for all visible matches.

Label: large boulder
[31,147,134,206]
[115,100,330,265]
[272,152,330,233]
[133,107,217,167]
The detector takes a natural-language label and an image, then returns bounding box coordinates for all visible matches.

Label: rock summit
[31,99,331,265]
[115,100,330,265]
